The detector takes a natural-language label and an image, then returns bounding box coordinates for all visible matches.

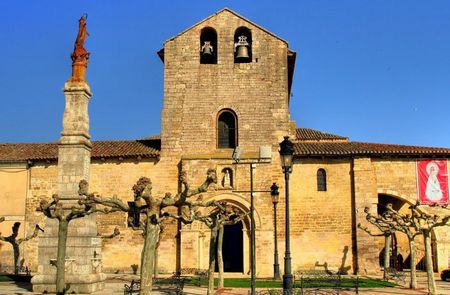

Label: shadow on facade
[314,246,351,275]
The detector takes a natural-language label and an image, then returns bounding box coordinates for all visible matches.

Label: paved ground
[0,274,449,295]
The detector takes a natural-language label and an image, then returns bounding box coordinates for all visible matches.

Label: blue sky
[1,1,449,148]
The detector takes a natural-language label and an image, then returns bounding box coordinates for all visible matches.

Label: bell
[235,45,249,60]
[201,41,213,56]
[235,35,250,61]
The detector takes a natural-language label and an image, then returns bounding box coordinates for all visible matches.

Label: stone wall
[288,158,354,273]
[22,163,58,273]
[161,9,291,159]
[4,155,450,277]
[0,163,29,271]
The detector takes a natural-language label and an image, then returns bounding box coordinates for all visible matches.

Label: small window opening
[317,169,327,191]
[218,110,237,148]
[200,27,217,64]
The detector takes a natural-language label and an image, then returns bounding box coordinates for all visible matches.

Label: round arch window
[217,110,238,148]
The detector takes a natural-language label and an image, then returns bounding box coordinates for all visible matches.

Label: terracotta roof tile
[294,141,450,157]
[2,132,449,162]
[0,139,160,162]
[295,128,348,142]
[92,140,160,159]
[0,143,58,162]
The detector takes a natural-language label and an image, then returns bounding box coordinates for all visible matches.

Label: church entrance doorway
[215,221,243,272]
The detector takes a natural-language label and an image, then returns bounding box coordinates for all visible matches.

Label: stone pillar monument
[32,15,106,293]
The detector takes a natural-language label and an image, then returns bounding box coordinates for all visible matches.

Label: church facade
[1,8,450,278]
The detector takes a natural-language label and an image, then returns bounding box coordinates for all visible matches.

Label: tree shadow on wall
[338,246,351,275]
[315,246,351,275]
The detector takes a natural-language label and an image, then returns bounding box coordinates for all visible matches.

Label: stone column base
[32,273,106,294]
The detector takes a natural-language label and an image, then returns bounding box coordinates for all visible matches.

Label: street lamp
[232,147,256,295]
[279,136,294,294]
[270,183,281,280]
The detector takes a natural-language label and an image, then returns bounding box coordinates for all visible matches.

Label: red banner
[417,159,449,205]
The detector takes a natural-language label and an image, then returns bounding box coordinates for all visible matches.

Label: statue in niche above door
[221,168,233,189]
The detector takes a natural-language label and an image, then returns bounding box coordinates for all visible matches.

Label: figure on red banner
[425,162,443,201]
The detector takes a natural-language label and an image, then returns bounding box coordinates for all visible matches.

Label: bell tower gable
[160,8,295,158]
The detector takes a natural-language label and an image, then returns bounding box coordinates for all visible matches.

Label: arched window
[217,109,237,148]
[200,27,217,64]
[234,27,252,63]
[317,169,327,191]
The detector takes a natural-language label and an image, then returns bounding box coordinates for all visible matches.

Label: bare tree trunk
[424,230,437,295]
[140,222,159,295]
[383,234,391,280]
[218,225,224,289]
[56,219,69,295]
[154,225,164,279]
[409,238,417,289]
[154,247,159,279]
[207,226,218,295]
[13,243,20,275]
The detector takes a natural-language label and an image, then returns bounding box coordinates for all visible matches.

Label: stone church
[1,8,450,284]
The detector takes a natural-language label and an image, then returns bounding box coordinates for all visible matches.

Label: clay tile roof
[295,128,348,142]
[92,140,160,159]
[294,141,450,157]
[0,139,160,162]
[0,143,58,162]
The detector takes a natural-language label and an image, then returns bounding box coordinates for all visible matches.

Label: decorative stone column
[32,15,105,293]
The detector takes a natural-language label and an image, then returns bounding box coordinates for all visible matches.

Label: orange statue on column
[70,14,90,82]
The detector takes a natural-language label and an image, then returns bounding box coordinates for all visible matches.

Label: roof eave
[287,50,296,99]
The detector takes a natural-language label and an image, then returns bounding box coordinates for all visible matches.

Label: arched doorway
[215,221,244,272]
[377,193,438,272]
[378,194,405,271]
[203,193,259,274]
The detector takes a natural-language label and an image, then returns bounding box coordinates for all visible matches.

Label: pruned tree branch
[99,227,120,239]
[357,223,386,237]
[17,224,44,244]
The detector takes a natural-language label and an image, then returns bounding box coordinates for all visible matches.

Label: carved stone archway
[180,192,259,273]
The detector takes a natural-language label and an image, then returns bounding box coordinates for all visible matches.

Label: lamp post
[250,163,256,295]
[232,147,256,295]
[279,136,294,294]
[270,183,281,280]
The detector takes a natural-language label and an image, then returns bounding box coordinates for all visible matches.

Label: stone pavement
[0,274,449,295]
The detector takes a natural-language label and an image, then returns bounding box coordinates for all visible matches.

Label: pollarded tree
[216,209,248,289]
[153,224,165,279]
[380,203,422,289]
[38,194,109,295]
[361,202,450,294]
[78,169,218,295]
[195,204,248,295]
[358,206,396,280]
[0,218,44,275]
[407,203,450,295]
